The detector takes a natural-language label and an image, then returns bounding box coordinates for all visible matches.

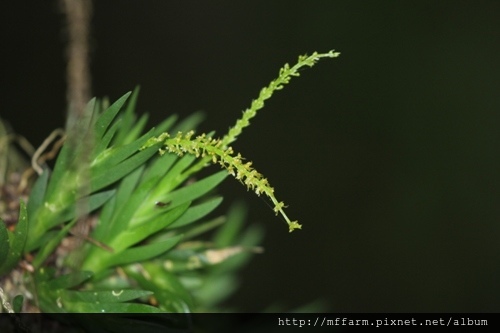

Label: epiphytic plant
[0,50,339,320]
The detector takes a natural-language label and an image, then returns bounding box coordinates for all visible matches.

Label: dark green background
[2,1,500,312]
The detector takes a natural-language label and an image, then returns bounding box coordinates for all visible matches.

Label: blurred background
[2,1,500,312]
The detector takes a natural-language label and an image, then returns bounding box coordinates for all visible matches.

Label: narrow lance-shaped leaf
[132,170,227,225]
[69,302,164,314]
[101,235,183,270]
[168,196,223,229]
[109,202,189,252]
[90,143,158,192]
[26,167,49,220]
[0,219,10,268]
[61,289,153,303]
[81,203,189,273]
[94,91,131,141]
[0,201,28,274]
[43,271,93,290]
[31,217,79,269]
[47,98,96,200]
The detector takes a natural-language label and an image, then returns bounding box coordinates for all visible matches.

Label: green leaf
[93,117,121,158]
[213,200,248,247]
[109,202,189,252]
[61,289,153,303]
[31,217,79,269]
[26,230,58,255]
[169,197,223,229]
[0,220,9,267]
[216,224,264,273]
[69,302,163,313]
[163,171,227,207]
[140,151,178,187]
[44,271,93,290]
[112,87,140,146]
[149,154,197,197]
[152,114,178,136]
[195,274,238,308]
[34,266,57,284]
[92,129,156,172]
[170,111,205,134]
[57,190,115,225]
[181,216,225,240]
[123,86,140,116]
[94,92,131,141]
[47,99,96,198]
[13,295,23,313]
[39,190,115,233]
[0,201,28,274]
[108,167,150,232]
[91,166,145,241]
[27,168,49,218]
[121,113,149,145]
[103,235,183,269]
[125,263,193,312]
[90,144,158,192]
[133,169,226,227]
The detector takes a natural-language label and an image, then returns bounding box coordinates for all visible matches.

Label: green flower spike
[142,51,340,232]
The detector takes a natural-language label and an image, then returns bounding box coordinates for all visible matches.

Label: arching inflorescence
[142,50,340,232]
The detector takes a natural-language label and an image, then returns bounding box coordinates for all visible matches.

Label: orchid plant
[0,51,339,318]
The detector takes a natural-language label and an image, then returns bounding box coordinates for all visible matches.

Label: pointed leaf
[48,99,96,198]
[213,200,248,247]
[27,168,49,218]
[151,114,178,136]
[44,271,93,290]
[109,202,189,252]
[164,171,227,207]
[90,145,157,192]
[0,220,9,267]
[32,217,79,269]
[140,151,178,187]
[216,224,264,272]
[69,302,163,313]
[134,169,226,225]
[125,263,193,312]
[112,89,139,146]
[169,197,223,229]
[93,117,121,158]
[103,235,183,269]
[94,92,131,140]
[181,216,225,240]
[61,289,153,303]
[148,154,197,199]
[170,111,205,134]
[26,230,58,255]
[57,190,115,224]
[92,129,156,172]
[109,166,148,231]
[121,113,149,144]
[0,219,10,276]
[123,86,140,117]
[196,274,238,308]
[0,201,28,274]
[91,166,144,241]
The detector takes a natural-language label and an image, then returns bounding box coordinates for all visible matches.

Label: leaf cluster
[2,89,261,313]
[0,50,339,314]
